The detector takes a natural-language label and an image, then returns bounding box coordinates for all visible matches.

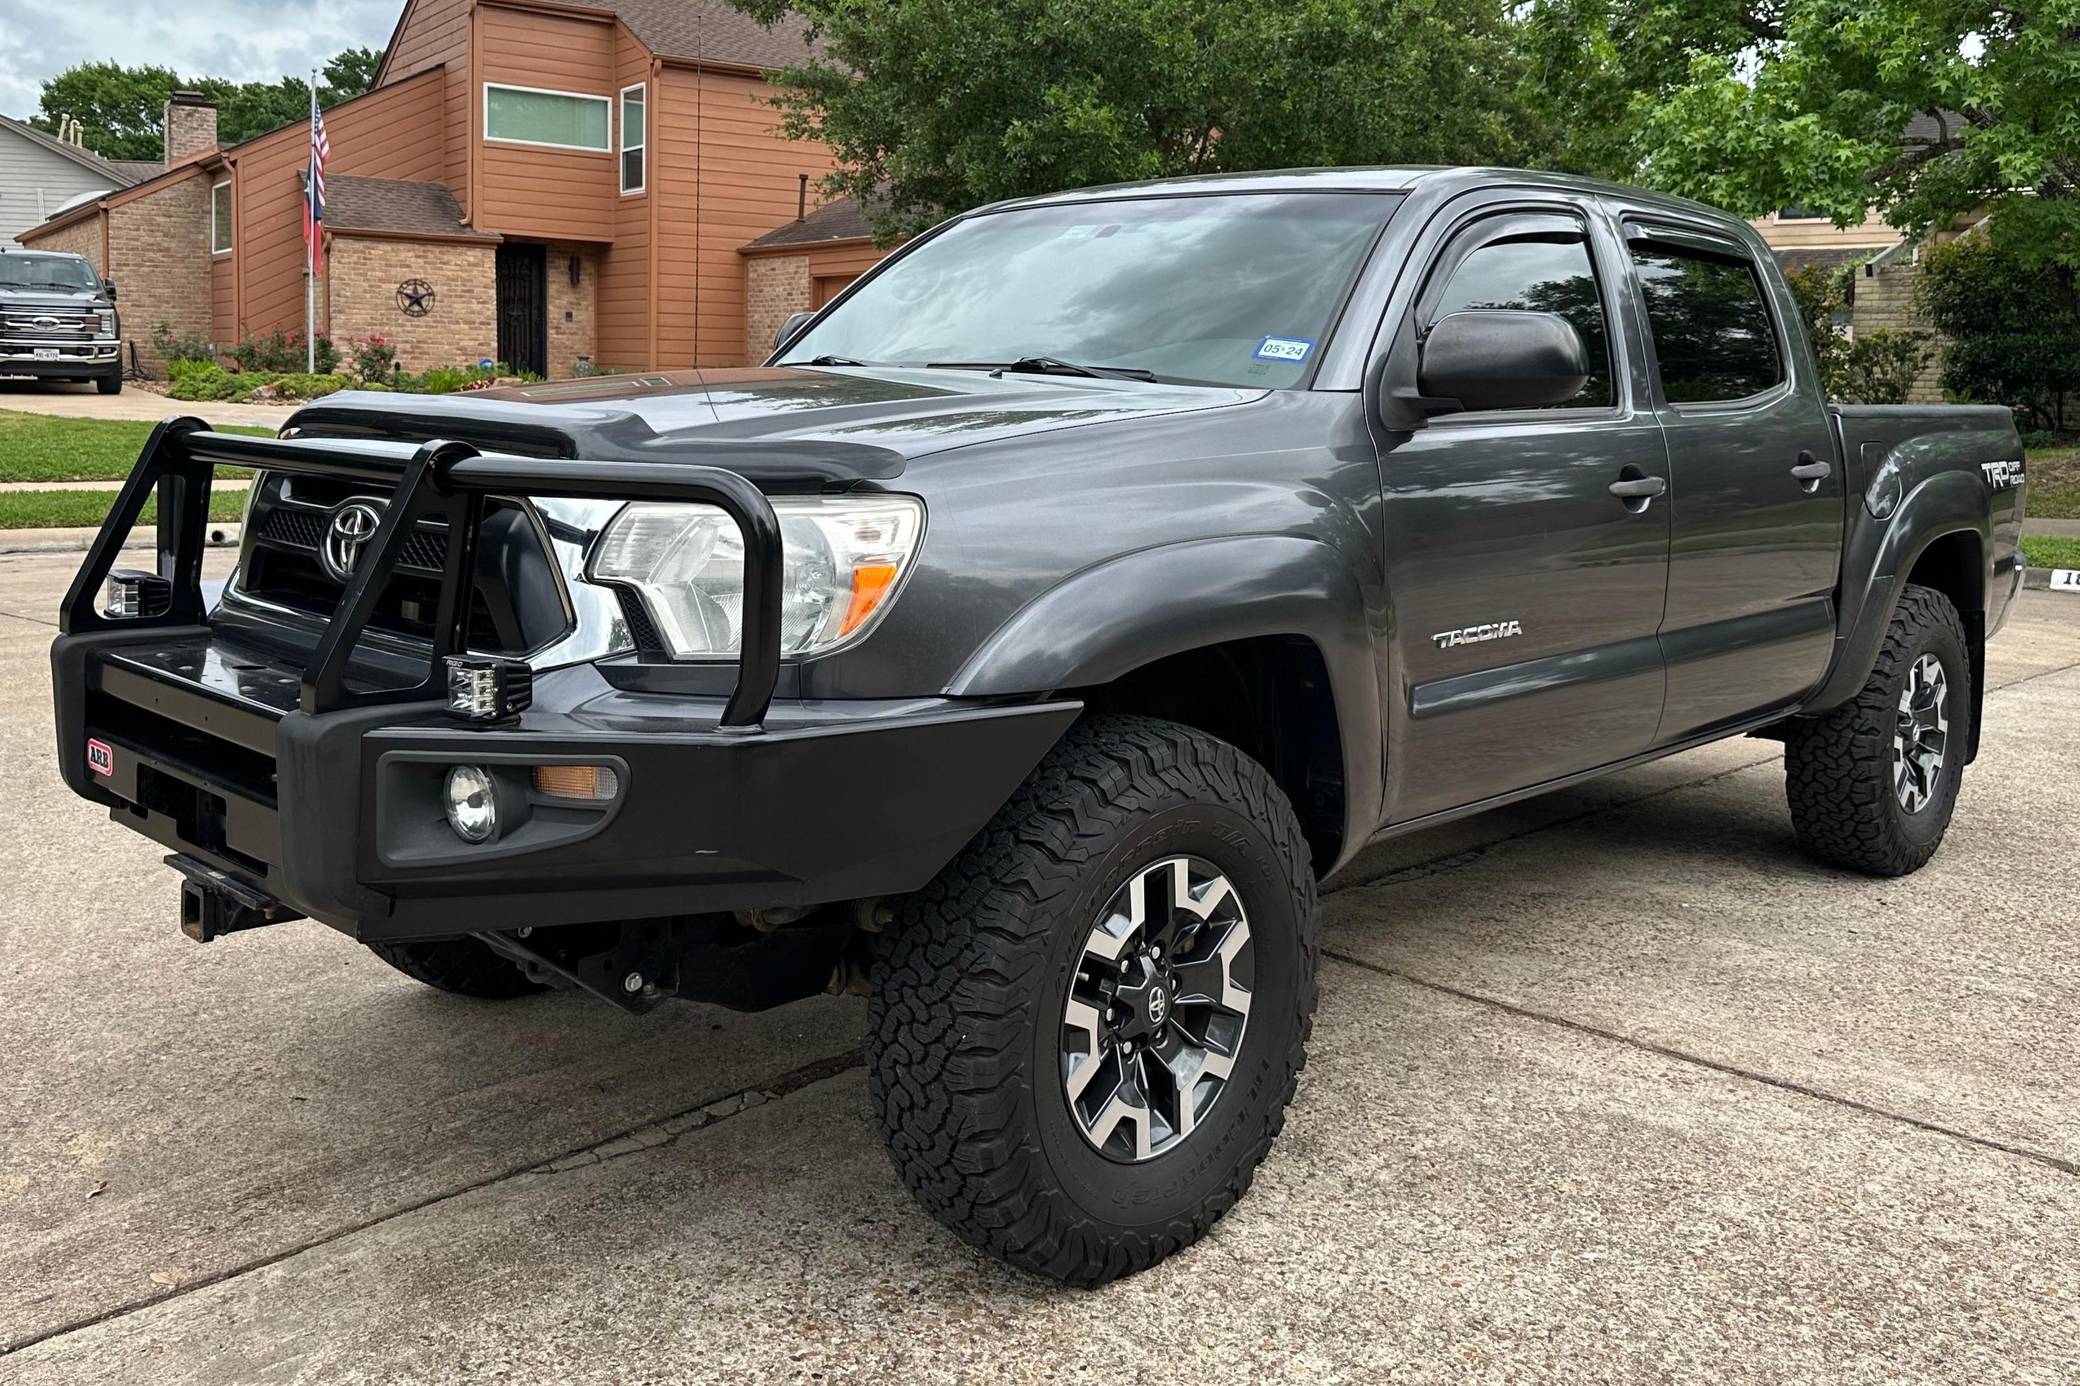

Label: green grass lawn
[0,489,246,531]
[2022,534,2080,571]
[0,413,269,483]
[2026,447,2079,520]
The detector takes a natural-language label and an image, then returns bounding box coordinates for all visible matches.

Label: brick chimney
[163,91,218,165]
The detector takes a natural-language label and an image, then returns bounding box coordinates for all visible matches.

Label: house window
[211,180,232,254]
[484,84,611,151]
[619,84,646,194]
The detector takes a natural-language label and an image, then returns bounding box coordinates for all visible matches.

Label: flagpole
[306,68,317,374]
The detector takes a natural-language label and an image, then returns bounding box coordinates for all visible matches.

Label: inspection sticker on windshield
[1253,335,1314,363]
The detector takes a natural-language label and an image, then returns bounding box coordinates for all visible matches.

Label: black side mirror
[102,279,118,301]
[773,310,814,353]
[1418,310,1588,413]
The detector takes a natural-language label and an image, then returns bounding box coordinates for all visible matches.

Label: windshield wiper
[783,354,876,367]
[927,356,1159,383]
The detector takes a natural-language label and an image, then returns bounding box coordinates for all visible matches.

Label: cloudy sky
[0,1,402,118]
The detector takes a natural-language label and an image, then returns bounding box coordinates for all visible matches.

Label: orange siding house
[21,0,884,378]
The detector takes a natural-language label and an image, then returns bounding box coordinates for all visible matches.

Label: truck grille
[3,312,98,339]
[234,474,560,655]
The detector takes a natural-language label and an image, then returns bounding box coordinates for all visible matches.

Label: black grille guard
[59,416,784,728]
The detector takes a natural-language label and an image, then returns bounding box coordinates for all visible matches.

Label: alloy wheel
[1060,856,1253,1162]
[1893,652,1949,814]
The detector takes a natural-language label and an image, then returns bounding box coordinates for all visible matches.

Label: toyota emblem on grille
[321,501,385,582]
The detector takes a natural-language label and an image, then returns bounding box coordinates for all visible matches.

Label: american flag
[303,107,330,270]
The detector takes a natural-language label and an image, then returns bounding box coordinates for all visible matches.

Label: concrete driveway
[0,380,294,429]
[2,550,2076,1384]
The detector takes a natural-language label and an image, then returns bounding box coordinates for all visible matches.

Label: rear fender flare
[1808,468,1990,713]
[947,535,1384,870]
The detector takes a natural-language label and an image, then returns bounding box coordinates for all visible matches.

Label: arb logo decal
[85,738,114,777]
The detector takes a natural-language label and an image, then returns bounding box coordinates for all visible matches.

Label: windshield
[0,255,100,293]
[782,191,1400,388]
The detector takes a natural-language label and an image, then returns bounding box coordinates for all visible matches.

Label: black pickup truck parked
[51,168,2026,1284]
[0,248,123,394]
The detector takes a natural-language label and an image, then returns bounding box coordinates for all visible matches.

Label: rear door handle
[1608,476,1667,499]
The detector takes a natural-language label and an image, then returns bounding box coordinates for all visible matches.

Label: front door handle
[1607,476,1667,499]
[1790,454,1832,491]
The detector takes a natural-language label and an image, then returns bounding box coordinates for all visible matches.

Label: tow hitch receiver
[169,854,303,942]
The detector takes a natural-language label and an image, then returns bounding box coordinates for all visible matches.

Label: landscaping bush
[227,329,340,376]
[164,364,351,403]
[1919,236,2080,431]
[149,323,216,369]
[1783,264,1933,404]
[346,335,400,385]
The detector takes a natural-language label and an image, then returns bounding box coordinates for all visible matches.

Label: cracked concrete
[2,546,2076,1383]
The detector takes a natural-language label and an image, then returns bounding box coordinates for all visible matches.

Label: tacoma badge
[1432,620,1524,651]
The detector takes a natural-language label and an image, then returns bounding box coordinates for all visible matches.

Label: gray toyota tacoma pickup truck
[0,248,123,394]
[52,167,2026,1284]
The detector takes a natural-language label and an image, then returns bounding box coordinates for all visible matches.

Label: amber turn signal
[530,764,621,800]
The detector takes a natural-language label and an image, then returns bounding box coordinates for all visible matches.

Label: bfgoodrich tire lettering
[867,714,1318,1285]
[1785,583,1972,876]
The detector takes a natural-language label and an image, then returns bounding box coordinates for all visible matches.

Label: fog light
[531,764,620,800]
[445,656,532,722]
[443,764,499,842]
[104,569,172,618]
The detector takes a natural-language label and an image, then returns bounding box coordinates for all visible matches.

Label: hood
[0,286,108,312]
[285,366,1263,485]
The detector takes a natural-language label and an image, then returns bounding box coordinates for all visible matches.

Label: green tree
[729,0,1555,242]
[1606,0,2080,267]
[30,48,385,161]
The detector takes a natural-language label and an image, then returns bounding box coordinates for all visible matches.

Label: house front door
[495,244,546,378]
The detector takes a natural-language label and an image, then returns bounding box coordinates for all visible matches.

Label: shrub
[346,335,399,384]
[247,373,353,402]
[1783,264,1933,404]
[149,323,216,369]
[226,329,340,375]
[165,363,250,402]
[1919,235,2080,431]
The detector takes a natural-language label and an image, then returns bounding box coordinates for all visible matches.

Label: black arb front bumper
[52,420,1077,942]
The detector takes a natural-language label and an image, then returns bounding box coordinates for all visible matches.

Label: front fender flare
[947,534,1383,867]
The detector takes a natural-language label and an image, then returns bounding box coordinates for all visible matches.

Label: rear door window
[1628,244,1783,403]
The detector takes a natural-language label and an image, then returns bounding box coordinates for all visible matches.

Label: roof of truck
[981,166,1737,224]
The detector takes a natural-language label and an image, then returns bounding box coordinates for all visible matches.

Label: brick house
[18,0,889,379]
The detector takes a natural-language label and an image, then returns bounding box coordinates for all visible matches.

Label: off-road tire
[1785,583,1971,876]
[95,373,121,395]
[867,714,1318,1285]
[365,938,548,999]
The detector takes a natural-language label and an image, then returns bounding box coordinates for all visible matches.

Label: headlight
[587,494,925,659]
[97,309,116,337]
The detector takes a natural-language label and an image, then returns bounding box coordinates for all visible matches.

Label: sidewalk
[0,383,293,429]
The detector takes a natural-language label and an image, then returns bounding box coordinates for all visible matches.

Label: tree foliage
[1583,0,2080,266]
[1919,235,2080,429]
[1783,263,1934,403]
[730,0,1554,242]
[29,48,384,162]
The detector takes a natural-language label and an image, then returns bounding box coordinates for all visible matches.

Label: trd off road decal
[85,738,113,777]
[1431,620,1523,651]
[1982,459,2025,490]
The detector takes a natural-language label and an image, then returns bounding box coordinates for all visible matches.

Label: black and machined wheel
[1785,583,1973,876]
[365,937,548,999]
[868,714,1318,1285]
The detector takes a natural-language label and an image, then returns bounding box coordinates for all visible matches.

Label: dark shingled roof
[1771,245,1890,277]
[558,0,818,69]
[743,195,872,249]
[326,175,498,240]
[0,113,149,189]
